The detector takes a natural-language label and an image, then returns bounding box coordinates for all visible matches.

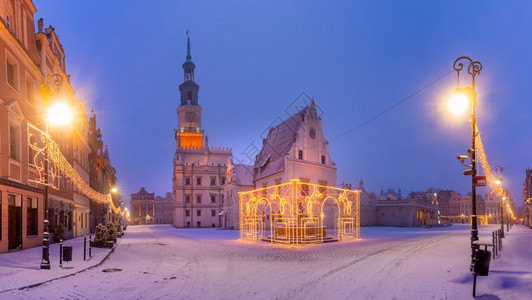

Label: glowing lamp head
[495,179,501,186]
[47,102,72,126]
[447,89,469,115]
[111,187,118,193]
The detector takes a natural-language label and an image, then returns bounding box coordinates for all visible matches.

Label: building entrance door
[8,194,22,250]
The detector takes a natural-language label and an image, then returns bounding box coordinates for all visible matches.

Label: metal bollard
[89,234,92,258]
[499,229,503,250]
[492,231,496,259]
[59,239,63,268]
[84,235,87,261]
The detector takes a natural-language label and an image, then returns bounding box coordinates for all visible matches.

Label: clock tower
[175,33,203,148]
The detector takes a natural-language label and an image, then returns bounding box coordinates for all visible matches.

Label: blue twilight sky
[34,1,532,208]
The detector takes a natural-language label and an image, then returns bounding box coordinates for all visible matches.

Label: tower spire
[186,30,192,62]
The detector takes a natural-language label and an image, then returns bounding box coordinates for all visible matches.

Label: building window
[185,177,190,185]
[68,210,73,230]
[185,195,190,204]
[197,221,201,227]
[221,177,226,185]
[26,79,35,105]
[9,124,20,160]
[196,177,202,186]
[6,59,17,89]
[196,195,202,204]
[298,150,303,160]
[187,91,193,100]
[210,195,216,204]
[321,155,326,164]
[210,177,216,186]
[186,210,190,217]
[197,209,201,217]
[27,197,38,236]
[211,209,216,217]
[186,221,190,227]
[302,184,309,196]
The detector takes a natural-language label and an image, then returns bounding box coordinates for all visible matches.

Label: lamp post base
[40,219,51,270]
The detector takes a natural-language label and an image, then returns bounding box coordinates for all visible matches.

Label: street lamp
[494,165,505,237]
[450,56,482,263]
[38,73,72,270]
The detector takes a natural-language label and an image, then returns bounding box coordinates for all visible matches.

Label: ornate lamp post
[38,74,63,269]
[452,56,482,254]
[494,165,505,237]
[38,73,71,269]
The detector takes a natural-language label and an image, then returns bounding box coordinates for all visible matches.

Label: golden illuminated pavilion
[239,180,360,245]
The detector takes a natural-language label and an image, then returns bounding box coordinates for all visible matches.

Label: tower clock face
[309,128,316,139]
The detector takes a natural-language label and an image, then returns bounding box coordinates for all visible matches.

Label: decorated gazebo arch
[239,179,360,245]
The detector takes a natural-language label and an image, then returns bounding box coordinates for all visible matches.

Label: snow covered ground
[1,224,531,299]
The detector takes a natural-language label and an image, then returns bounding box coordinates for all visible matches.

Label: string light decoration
[474,125,515,219]
[28,123,128,219]
[239,179,360,245]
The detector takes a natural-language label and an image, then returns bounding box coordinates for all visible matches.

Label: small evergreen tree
[93,224,109,247]
[107,223,117,242]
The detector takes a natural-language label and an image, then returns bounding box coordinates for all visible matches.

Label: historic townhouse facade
[131,188,172,225]
[523,169,532,227]
[1,1,120,253]
[0,0,43,252]
[172,36,231,228]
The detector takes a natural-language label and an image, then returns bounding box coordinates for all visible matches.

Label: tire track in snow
[363,236,444,299]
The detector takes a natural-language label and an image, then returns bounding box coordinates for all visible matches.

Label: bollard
[499,229,503,250]
[59,239,63,268]
[89,234,92,258]
[84,235,87,261]
[492,231,496,259]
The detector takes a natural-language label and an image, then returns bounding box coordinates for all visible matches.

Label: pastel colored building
[1,1,120,253]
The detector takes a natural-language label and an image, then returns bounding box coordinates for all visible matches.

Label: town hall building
[172,35,231,228]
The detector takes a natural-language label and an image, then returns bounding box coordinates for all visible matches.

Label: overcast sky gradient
[34,1,532,208]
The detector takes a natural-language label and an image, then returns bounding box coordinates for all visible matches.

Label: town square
[1,1,532,299]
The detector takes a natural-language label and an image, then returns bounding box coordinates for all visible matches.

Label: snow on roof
[253,107,306,181]
[233,164,254,186]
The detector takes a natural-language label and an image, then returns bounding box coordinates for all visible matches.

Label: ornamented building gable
[252,98,336,187]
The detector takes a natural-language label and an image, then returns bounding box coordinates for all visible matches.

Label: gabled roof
[253,99,318,181]
[233,164,254,186]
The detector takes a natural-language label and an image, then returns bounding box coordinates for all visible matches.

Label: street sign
[476,176,487,187]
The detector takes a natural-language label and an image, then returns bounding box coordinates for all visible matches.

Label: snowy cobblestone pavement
[0,234,116,293]
[1,224,531,299]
